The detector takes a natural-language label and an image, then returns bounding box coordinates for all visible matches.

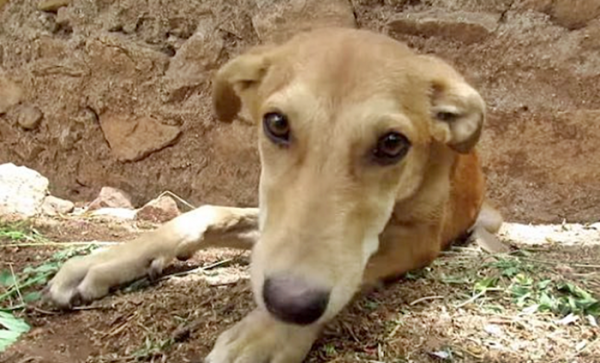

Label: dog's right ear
[212,46,275,122]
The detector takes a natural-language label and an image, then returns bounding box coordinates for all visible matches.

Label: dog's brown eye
[263,112,290,145]
[372,132,411,165]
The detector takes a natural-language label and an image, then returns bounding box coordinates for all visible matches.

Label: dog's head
[212,28,485,325]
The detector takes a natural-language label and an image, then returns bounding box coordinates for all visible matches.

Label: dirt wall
[1,0,599,223]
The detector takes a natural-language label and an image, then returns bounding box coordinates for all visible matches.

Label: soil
[1,216,599,363]
[1,0,600,224]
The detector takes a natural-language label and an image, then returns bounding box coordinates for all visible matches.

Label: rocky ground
[1,0,600,224]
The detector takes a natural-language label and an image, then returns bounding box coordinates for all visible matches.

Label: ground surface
[2,0,600,224]
[0,216,599,363]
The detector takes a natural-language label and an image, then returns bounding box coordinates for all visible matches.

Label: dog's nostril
[262,276,330,325]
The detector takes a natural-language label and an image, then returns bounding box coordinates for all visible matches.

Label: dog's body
[46,28,502,362]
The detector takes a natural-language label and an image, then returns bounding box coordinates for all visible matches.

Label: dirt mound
[1,0,599,223]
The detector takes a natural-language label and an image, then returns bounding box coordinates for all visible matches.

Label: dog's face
[213,28,485,325]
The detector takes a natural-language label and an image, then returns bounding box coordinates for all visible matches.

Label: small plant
[511,277,600,317]
[131,336,173,360]
[1,244,99,310]
[323,343,337,357]
[464,255,599,319]
[1,222,100,352]
[0,221,45,243]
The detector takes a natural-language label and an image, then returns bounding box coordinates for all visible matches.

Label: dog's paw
[45,252,106,308]
[45,245,164,309]
[205,309,318,363]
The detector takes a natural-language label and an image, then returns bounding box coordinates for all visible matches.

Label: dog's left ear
[212,45,275,122]
[419,55,486,154]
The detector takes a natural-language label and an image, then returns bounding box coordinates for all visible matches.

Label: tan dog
[46,28,502,362]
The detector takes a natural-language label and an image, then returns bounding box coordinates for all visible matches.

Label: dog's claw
[147,259,165,282]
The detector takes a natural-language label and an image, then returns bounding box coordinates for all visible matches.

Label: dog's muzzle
[262,275,330,325]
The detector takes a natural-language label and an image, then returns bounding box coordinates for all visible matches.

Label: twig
[575,336,600,356]
[157,190,196,211]
[0,241,118,248]
[72,304,113,311]
[342,321,360,343]
[16,357,40,363]
[159,258,235,281]
[32,307,59,315]
[409,295,444,306]
[519,257,600,269]
[8,263,24,305]
[450,246,482,253]
[0,272,51,302]
[454,290,488,308]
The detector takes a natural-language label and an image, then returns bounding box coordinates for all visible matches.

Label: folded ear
[419,55,486,154]
[212,45,275,122]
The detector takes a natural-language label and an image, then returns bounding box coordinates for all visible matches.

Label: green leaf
[27,263,59,274]
[22,292,42,303]
[364,300,379,310]
[0,311,30,333]
[0,329,22,352]
[502,267,519,277]
[514,273,533,286]
[0,311,30,352]
[440,275,470,285]
[475,277,498,292]
[0,270,15,287]
[510,285,530,299]
[537,279,552,290]
[515,292,532,307]
[586,302,600,317]
[539,292,555,311]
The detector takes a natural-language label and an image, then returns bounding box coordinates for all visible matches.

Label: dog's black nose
[262,275,330,325]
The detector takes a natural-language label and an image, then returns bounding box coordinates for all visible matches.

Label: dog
[46,27,502,362]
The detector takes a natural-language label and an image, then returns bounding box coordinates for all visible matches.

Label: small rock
[252,0,356,43]
[41,195,74,215]
[551,0,600,30]
[91,207,136,220]
[428,350,451,361]
[522,0,600,30]
[387,10,498,44]
[0,163,49,218]
[135,195,181,223]
[484,324,504,336]
[163,17,223,102]
[37,0,70,12]
[99,113,181,162]
[556,313,579,325]
[16,105,43,130]
[0,71,23,114]
[88,186,133,211]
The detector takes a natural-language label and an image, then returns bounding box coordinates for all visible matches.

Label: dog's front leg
[206,308,320,363]
[46,205,259,308]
